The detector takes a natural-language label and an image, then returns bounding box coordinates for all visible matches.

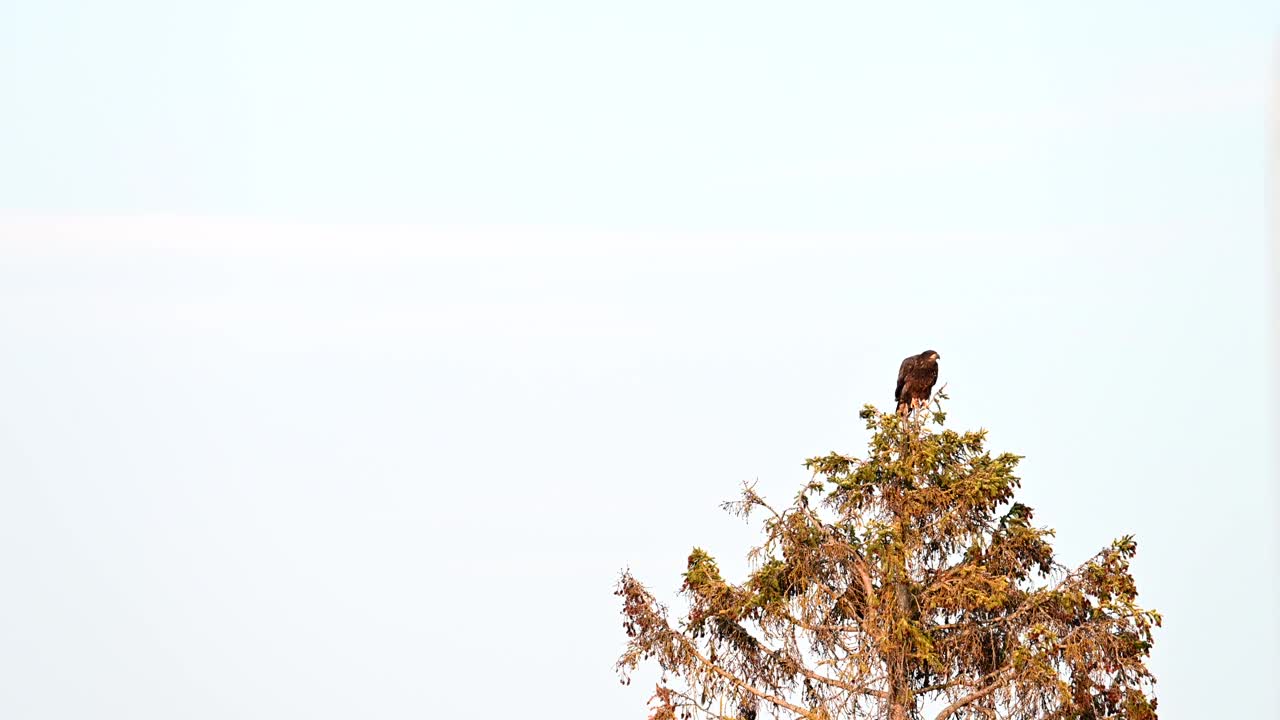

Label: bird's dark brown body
[895,350,940,415]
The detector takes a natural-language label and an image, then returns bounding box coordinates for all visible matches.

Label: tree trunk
[886,469,916,720]
[887,662,913,720]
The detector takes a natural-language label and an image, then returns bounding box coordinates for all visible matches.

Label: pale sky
[1,2,1277,719]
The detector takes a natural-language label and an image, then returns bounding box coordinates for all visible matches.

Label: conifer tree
[616,400,1160,720]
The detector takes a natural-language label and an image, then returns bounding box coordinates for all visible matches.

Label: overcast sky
[1,2,1277,719]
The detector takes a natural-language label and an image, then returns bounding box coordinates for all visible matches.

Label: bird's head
[922,350,940,362]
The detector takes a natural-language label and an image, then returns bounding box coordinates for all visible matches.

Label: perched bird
[895,350,941,416]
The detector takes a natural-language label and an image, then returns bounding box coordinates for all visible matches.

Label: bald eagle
[895,350,941,416]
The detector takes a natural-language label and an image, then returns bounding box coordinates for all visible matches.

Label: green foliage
[616,400,1160,720]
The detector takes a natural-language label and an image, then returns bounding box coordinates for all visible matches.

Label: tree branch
[932,669,1013,720]
[676,633,820,720]
[794,663,889,700]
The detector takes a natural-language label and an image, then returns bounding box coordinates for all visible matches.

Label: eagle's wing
[894,357,912,403]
